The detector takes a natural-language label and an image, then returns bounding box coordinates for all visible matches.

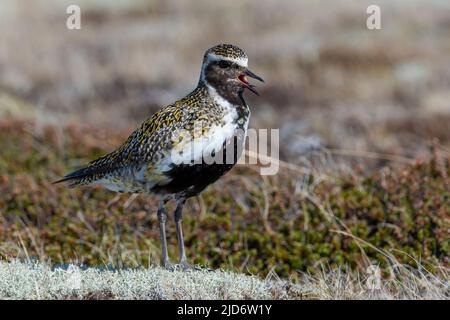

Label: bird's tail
[53,150,122,187]
[52,166,93,187]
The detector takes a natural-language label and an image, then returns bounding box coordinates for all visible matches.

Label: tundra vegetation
[0,0,449,299]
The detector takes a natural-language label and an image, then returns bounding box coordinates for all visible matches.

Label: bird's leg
[174,198,191,270]
[157,202,173,270]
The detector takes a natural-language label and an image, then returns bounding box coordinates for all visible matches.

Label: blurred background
[1,0,449,166]
[0,1,448,276]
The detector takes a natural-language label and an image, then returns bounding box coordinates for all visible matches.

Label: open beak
[238,69,264,96]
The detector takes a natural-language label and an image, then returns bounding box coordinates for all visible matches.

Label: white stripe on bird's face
[206,53,248,67]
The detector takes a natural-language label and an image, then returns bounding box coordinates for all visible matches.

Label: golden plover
[54,44,264,270]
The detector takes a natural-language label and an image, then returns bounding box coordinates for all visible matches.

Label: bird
[54,44,264,270]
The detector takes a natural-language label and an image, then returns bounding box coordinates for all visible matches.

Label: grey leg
[157,202,172,270]
[174,199,189,268]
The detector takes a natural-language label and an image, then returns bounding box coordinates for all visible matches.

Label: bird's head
[200,44,264,102]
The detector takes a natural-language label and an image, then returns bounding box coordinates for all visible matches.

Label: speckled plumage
[59,86,243,196]
[203,44,248,64]
[56,44,260,201]
[55,44,264,269]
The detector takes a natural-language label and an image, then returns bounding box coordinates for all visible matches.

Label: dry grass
[299,263,449,300]
[0,259,447,299]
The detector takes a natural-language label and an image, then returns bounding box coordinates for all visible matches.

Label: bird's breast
[169,109,244,166]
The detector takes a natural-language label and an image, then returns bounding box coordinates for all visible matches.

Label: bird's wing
[54,104,193,187]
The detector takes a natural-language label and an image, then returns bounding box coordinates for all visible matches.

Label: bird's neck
[188,83,250,128]
[197,79,244,107]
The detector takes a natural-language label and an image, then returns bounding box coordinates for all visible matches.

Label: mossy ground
[0,119,448,279]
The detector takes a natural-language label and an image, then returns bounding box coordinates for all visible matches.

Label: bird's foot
[176,260,213,272]
[162,260,195,272]
[162,259,213,272]
[177,260,197,271]
[163,260,176,271]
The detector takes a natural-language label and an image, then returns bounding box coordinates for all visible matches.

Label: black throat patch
[203,61,245,106]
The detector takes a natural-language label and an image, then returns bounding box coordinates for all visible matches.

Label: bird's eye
[218,60,231,68]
